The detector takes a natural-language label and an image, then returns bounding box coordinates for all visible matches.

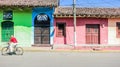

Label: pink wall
[54,18,108,45]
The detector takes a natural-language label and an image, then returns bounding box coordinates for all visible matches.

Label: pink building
[54,7,120,48]
[54,18,108,45]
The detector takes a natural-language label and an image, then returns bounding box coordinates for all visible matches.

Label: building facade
[54,7,120,47]
[0,0,120,48]
[0,0,58,47]
[108,19,120,45]
[54,18,108,45]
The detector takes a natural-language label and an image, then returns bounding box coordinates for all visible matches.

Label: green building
[0,0,58,47]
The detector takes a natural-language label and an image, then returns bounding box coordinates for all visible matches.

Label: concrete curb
[1,47,120,53]
[24,49,120,53]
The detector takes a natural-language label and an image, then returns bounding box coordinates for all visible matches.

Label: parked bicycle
[1,43,24,55]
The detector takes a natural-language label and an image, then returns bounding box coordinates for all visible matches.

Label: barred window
[116,22,120,38]
[56,23,66,37]
[3,11,13,20]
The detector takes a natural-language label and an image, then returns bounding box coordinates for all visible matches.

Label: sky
[60,0,120,8]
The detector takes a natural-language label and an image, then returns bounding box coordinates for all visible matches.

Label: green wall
[0,9,32,47]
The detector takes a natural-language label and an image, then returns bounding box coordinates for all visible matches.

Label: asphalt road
[0,52,120,67]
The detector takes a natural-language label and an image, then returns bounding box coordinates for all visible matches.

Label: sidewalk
[22,45,120,52]
[1,45,120,52]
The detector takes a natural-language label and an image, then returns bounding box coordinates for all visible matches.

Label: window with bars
[116,22,120,38]
[56,23,66,37]
[3,10,13,20]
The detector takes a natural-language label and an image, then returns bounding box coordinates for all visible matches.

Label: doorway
[86,24,100,44]
[34,14,50,45]
[1,21,14,42]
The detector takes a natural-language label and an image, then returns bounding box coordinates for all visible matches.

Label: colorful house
[0,0,120,49]
[54,7,120,47]
[0,0,58,47]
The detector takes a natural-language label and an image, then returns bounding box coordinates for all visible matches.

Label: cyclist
[9,35,18,54]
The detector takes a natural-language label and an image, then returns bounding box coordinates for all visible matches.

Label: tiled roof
[54,7,120,18]
[0,0,58,7]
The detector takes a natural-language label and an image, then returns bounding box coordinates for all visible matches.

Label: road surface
[0,52,120,67]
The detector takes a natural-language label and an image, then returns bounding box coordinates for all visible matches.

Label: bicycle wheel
[1,47,9,55]
[15,47,24,55]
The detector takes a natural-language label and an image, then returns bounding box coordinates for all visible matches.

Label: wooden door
[34,26,50,44]
[40,26,50,44]
[34,18,50,44]
[86,24,100,44]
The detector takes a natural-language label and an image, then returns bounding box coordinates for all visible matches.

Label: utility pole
[73,0,77,47]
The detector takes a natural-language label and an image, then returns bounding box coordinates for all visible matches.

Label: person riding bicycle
[9,35,18,54]
[1,35,23,55]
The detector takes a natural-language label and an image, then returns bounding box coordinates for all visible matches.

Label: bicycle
[1,43,24,55]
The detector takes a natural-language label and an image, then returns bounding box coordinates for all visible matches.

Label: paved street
[0,52,120,67]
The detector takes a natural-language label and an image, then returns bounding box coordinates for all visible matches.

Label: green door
[1,21,14,42]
